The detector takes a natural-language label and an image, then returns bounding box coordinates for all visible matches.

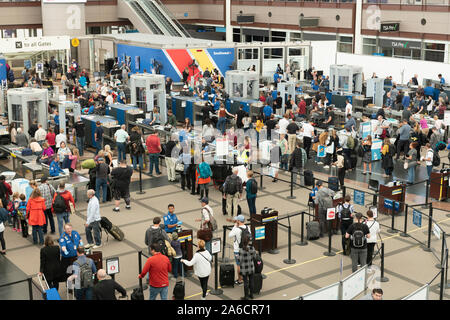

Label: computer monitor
[368,179,379,192]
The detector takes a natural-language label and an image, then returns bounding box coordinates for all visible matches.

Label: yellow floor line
[185,216,450,300]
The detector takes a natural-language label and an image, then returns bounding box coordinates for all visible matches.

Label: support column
[225,0,232,43]
[354,0,363,55]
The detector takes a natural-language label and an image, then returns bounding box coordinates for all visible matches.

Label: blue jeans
[96,178,108,202]
[75,287,93,300]
[132,154,143,170]
[149,153,160,175]
[85,221,101,246]
[56,212,70,236]
[76,136,85,156]
[217,117,226,134]
[172,258,182,278]
[32,225,44,245]
[149,286,168,300]
[427,165,433,179]
[117,142,126,162]
[247,197,256,215]
[407,165,416,184]
[95,139,103,154]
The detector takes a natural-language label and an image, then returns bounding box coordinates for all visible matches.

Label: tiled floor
[0,145,449,300]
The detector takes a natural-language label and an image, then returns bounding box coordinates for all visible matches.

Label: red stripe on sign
[165,49,192,77]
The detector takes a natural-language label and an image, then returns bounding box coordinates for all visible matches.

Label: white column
[225,0,232,43]
[354,0,363,55]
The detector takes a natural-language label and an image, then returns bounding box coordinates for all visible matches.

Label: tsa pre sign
[327,208,336,220]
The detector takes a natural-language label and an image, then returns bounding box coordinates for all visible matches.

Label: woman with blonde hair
[68,148,80,173]
[181,239,212,300]
[103,145,113,166]
[362,135,373,175]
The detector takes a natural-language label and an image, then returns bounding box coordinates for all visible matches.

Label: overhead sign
[106,257,120,275]
[354,190,365,206]
[211,238,221,255]
[71,38,80,48]
[237,15,255,24]
[327,208,336,220]
[255,226,266,241]
[0,36,70,54]
[412,209,422,227]
[380,22,400,32]
[379,39,421,50]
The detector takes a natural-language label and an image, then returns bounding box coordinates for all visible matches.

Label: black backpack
[53,193,67,214]
[238,226,252,248]
[352,224,366,248]
[225,176,239,195]
[340,204,352,220]
[432,150,440,167]
[248,179,258,195]
[75,259,94,288]
[151,228,168,256]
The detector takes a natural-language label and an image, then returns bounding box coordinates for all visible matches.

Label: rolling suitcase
[304,170,314,186]
[252,273,263,295]
[100,216,124,241]
[38,274,61,300]
[306,221,320,240]
[219,264,235,287]
[173,264,185,300]
[328,177,339,192]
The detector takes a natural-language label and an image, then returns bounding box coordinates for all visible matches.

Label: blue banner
[255,226,266,241]
[384,199,393,209]
[354,190,365,206]
[413,209,422,227]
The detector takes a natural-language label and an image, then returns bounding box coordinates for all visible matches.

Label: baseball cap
[316,181,323,187]
[200,197,209,204]
[233,215,245,222]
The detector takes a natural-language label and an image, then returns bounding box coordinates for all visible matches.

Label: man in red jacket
[145,132,162,176]
[52,182,75,235]
[138,243,172,300]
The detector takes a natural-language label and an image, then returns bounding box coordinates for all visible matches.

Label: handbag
[197,228,212,242]
[175,162,184,172]
[404,162,409,170]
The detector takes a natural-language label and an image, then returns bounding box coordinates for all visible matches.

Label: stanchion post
[372,194,378,207]
[220,225,228,262]
[259,169,264,190]
[27,277,33,301]
[400,204,409,237]
[387,206,397,233]
[445,248,449,289]
[376,242,389,282]
[283,223,296,264]
[436,232,446,269]
[210,252,223,296]
[137,165,145,194]
[287,170,296,199]
[297,211,308,246]
[323,221,336,257]
[440,266,445,300]
[423,204,433,252]
[138,251,143,290]
[424,179,430,207]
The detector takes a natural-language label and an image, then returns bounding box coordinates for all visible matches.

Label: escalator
[128,0,164,35]
[140,0,181,37]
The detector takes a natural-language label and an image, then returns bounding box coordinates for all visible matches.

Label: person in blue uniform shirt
[273,72,280,84]
[203,90,209,101]
[163,204,179,234]
[438,74,445,85]
[263,104,273,121]
[213,97,221,111]
[59,223,84,279]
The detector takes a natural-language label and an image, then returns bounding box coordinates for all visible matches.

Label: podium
[378,184,406,215]
[178,229,194,272]
[314,197,343,233]
[430,171,450,201]
[250,210,278,252]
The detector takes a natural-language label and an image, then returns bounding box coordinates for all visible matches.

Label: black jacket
[93,279,126,300]
[289,147,303,170]
[40,245,61,282]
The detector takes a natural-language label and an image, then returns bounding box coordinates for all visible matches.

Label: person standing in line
[52,182,75,236]
[129,126,145,171]
[170,232,182,280]
[71,247,97,300]
[138,243,172,300]
[422,143,434,180]
[111,159,133,212]
[72,116,86,156]
[84,190,102,249]
[364,210,380,270]
[300,120,315,159]
[337,195,354,255]
[0,202,8,254]
[39,235,61,290]
[245,171,257,216]
[196,156,212,200]
[381,138,394,178]
[95,157,110,203]
[38,176,56,235]
[145,132,162,176]
[406,142,419,184]
[26,189,46,245]
[93,269,127,300]
[397,119,411,160]
[144,217,170,256]
[164,134,178,182]
[181,240,212,300]
[361,135,373,175]
[94,121,104,155]
[237,234,257,300]
[114,124,129,162]
[315,181,335,237]
[345,212,371,273]
[223,167,243,217]
[196,197,214,253]
[289,141,304,186]
[227,215,251,286]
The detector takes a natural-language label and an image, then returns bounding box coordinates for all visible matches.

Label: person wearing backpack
[245,171,258,215]
[26,189,46,245]
[422,143,436,179]
[364,210,380,270]
[196,197,216,253]
[52,182,75,236]
[71,247,97,300]
[337,195,354,255]
[227,215,252,286]
[315,181,335,237]
[237,233,257,300]
[181,239,212,300]
[345,212,371,272]
[289,141,304,187]
[145,217,170,256]
[223,167,243,217]
[196,157,212,200]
